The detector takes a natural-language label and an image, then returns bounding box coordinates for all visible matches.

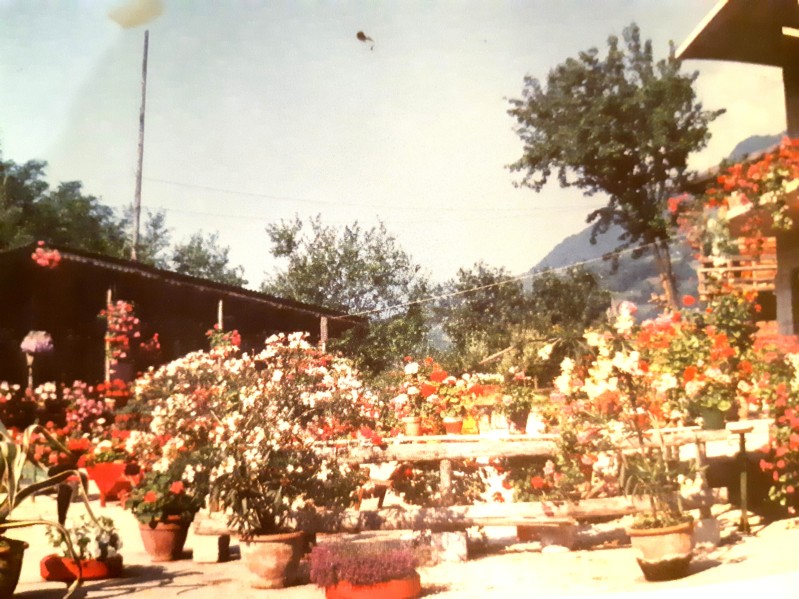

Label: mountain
[530,224,698,318]
[727,132,784,162]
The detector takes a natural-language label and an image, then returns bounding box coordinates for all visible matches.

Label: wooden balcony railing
[698,237,777,298]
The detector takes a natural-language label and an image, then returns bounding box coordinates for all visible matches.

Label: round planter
[442,417,463,435]
[401,416,422,437]
[240,531,305,589]
[139,519,190,562]
[86,462,131,507]
[0,537,28,596]
[699,408,725,431]
[627,520,694,581]
[40,554,123,582]
[325,572,421,599]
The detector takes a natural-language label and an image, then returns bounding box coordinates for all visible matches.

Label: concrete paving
[7,492,799,598]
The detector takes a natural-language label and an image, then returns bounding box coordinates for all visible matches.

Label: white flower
[404,362,419,375]
[537,343,554,361]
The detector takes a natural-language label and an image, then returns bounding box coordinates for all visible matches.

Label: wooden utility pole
[131,30,149,261]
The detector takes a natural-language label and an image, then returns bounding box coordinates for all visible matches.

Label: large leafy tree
[171,231,247,287]
[507,24,723,308]
[263,216,430,374]
[0,155,126,255]
[435,262,533,371]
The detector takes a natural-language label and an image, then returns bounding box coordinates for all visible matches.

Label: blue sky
[0,0,787,288]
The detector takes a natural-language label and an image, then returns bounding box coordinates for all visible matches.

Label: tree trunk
[652,239,679,309]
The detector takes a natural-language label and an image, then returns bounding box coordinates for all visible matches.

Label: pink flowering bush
[30,241,61,268]
[99,300,141,361]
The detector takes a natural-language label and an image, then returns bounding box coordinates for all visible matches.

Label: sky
[0,0,788,290]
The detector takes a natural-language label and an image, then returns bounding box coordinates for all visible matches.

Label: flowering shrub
[99,300,141,361]
[0,382,37,430]
[310,541,417,588]
[134,331,377,538]
[31,241,61,269]
[46,515,121,561]
[64,381,107,433]
[206,325,241,349]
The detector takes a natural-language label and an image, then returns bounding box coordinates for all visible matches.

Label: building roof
[677,0,799,66]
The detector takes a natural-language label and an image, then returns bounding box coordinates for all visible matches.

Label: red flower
[683,366,698,382]
[681,295,696,307]
[169,481,185,494]
[429,370,448,383]
[143,490,158,503]
[420,383,437,399]
[530,476,546,490]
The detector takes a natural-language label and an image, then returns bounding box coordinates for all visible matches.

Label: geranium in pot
[496,369,540,433]
[310,541,421,599]
[125,463,204,562]
[553,302,697,581]
[135,331,375,588]
[41,515,123,582]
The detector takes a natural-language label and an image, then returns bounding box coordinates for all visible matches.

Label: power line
[337,235,690,319]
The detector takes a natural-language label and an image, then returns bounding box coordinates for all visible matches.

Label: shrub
[310,541,417,587]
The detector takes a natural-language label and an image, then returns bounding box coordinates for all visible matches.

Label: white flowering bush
[46,515,122,561]
[133,331,376,538]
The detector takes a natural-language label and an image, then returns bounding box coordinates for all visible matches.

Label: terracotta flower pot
[442,417,463,435]
[325,572,421,599]
[627,520,694,581]
[401,416,422,437]
[139,519,190,562]
[0,538,28,597]
[40,554,123,582]
[240,531,305,589]
[86,462,131,507]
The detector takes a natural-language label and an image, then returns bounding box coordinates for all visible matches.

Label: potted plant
[80,439,132,507]
[0,425,103,598]
[496,369,540,433]
[310,541,421,599]
[41,515,123,582]
[551,301,698,580]
[125,463,204,562]
[134,331,375,588]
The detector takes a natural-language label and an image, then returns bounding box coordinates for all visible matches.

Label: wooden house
[0,244,363,386]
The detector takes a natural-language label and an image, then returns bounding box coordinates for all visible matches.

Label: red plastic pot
[85,462,131,507]
[325,572,421,599]
[40,554,123,582]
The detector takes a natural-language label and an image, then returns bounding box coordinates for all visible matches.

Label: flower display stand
[40,554,123,582]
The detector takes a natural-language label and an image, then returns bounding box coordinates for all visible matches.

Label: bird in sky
[356,31,375,50]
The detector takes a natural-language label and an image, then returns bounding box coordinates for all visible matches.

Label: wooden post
[319,316,328,352]
[440,459,453,506]
[131,30,149,261]
[217,299,224,330]
[104,288,113,383]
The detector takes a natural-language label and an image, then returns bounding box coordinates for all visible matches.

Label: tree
[263,216,430,374]
[507,23,723,308]
[0,153,128,255]
[122,208,172,268]
[435,262,533,371]
[171,231,247,287]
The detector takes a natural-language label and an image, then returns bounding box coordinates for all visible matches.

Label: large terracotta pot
[0,537,28,597]
[627,520,694,581]
[86,462,131,507]
[40,554,123,582]
[240,531,305,589]
[325,572,421,599]
[139,519,190,562]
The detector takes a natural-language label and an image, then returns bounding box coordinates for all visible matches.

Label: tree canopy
[171,231,247,287]
[507,23,723,308]
[262,215,430,374]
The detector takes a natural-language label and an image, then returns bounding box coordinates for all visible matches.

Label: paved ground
[9,492,799,598]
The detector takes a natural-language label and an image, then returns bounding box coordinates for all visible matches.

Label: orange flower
[429,370,448,383]
[530,476,546,490]
[169,481,185,494]
[143,490,158,503]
